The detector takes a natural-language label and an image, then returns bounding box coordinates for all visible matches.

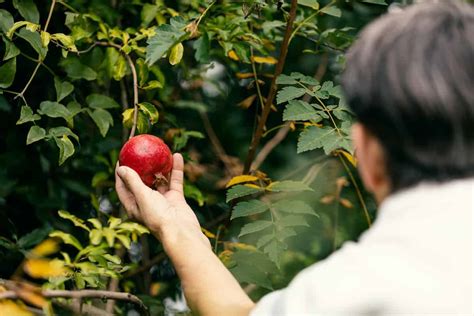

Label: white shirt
[251,178,473,315]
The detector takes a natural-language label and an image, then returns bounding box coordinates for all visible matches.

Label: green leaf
[138,102,159,124]
[136,111,149,134]
[89,229,102,245]
[39,101,71,121]
[113,55,127,81]
[141,3,160,27]
[2,37,20,61]
[229,250,277,289]
[115,234,131,249]
[276,74,297,85]
[13,0,39,23]
[60,58,97,81]
[194,33,210,63]
[17,226,52,249]
[256,234,274,248]
[48,126,79,141]
[276,86,306,104]
[103,254,121,264]
[141,80,163,90]
[272,200,319,217]
[362,0,387,4]
[146,16,187,65]
[102,227,115,247]
[86,94,120,109]
[16,105,41,125]
[238,220,272,237]
[50,33,77,52]
[26,125,46,145]
[169,42,184,65]
[89,108,114,137]
[117,222,150,235]
[0,95,11,112]
[297,125,351,154]
[226,185,263,203]
[54,77,74,102]
[279,215,309,227]
[17,28,47,60]
[0,9,14,33]
[58,210,90,231]
[184,183,205,207]
[54,135,75,165]
[263,239,286,267]
[49,231,83,250]
[87,218,102,230]
[231,200,269,220]
[298,0,319,10]
[0,57,16,88]
[320,6,342,17]
[283,100,321,121]
[266,180,313,192]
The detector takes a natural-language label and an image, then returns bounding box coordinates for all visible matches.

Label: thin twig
[243,0,298,174]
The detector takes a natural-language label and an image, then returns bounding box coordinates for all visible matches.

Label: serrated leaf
[17,105,41,125]
[50,231,83,250]
[89,108,114,137]
[0,57,16,88]
[283,100,320,121]
[229,249,277,289]
[26,125,46,145]
[272,200,318,216]
[276,86,306,104]
[138,102,159,124]
[263,239,286,267]
[297,125,351,154]
[39,101,71,121]
[13,0,39,23]
[146,16,187,65]
[266,180,313,192]
[276,74,297,85]
[54,135,75,165]
[238,220,272,237]
[226,175,259,188]
[169,42,184,65]
[279,215,309,227]
[86,94,120,109]
[256,234,274,248]
[226,184,263,203]
[231,200,269,220]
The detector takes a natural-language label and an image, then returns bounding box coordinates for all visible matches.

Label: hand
[115,153,210,249]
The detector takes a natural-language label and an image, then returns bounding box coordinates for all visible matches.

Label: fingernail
[117,167,127,177]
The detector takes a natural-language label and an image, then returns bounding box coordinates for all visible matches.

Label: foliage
[0,0,390,313]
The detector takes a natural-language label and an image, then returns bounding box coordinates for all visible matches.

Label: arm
[115,153,255,316]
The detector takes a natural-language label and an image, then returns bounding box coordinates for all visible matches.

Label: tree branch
[242,0,298,174]
[0,289,149,316]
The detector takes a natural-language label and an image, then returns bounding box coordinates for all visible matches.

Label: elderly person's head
[342,1,474,202]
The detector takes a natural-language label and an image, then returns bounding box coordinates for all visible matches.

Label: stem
[290,0,336,42]
[243,0,298,174]
[14,0,57,100]
[195,1,216,28]
[338,154,372,227]
[94,42,139,139]
[250,47,266,112]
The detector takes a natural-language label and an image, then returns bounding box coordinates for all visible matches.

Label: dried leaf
[251,56,278,64]
[339,198,353,209]
[227,50,239,61]
[236,72,254,79]
[238,95,257,109]
[320,195,335,204]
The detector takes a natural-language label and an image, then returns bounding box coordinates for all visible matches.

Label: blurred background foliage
[0,0,401,314]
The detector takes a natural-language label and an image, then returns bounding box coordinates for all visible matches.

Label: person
[115,1,473,315]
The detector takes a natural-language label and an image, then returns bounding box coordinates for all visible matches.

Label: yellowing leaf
[31,239,60,257]
[168,42,184,65]
[251,56,278,64]
[122,108,135,128]
[201,227,215,238]
[227,50,239,61]
[320,195,335,204]
[40,31,50,47]
[51,33,77,52]
[236,73,254,79]
[226,175,259,188]
[226,242,257,251]
[238,94,257,109]
[0,300,33,316]
[337,149,357,167]
[24,258,67,279]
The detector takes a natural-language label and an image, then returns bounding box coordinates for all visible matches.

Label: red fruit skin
[119,134,173,188]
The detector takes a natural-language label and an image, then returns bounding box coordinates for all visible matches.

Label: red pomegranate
[119,134,173,188]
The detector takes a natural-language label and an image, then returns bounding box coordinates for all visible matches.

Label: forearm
[160,228,255,316]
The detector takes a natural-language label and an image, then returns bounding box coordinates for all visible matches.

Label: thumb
[116,166,150,201]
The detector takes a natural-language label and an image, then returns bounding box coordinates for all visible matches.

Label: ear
[351,123,390,200]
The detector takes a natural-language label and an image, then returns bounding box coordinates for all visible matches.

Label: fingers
[115,165,140,219]
[116,166,150,203]
[169,153,184,194]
